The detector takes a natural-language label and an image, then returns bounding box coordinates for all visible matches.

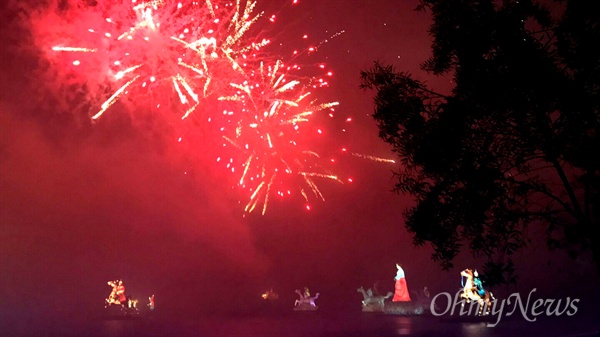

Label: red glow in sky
[2,1,596,332]
[37,0,371,216]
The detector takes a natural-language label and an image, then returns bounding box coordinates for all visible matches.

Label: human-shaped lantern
[472,270,485,296]
[392,264,411,302]
[148,294,155,311]
[106,279,127,306]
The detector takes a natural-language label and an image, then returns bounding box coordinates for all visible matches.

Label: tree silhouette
[360,0,599,285]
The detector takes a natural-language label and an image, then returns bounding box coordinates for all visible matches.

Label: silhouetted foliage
[360,0,599,286]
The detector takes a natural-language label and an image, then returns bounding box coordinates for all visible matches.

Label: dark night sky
[1,0,598,327]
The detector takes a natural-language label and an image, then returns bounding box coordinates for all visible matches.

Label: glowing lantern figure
[148,294,155,311]
[392,264,411,302]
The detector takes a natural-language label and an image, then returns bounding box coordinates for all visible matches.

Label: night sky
[1,0,598,328]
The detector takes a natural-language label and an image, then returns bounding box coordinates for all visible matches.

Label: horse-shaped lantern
[459,268,495,316]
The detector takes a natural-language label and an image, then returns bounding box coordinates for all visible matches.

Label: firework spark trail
[92,75,140,120]
[351,153,396,163]
[45,0,272,120]
[312,30,346,53]
[52,46,97,52]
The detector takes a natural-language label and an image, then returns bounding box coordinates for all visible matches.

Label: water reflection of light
[461,322,490,337]
[102,320,130,335]
[394,316,413,335]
